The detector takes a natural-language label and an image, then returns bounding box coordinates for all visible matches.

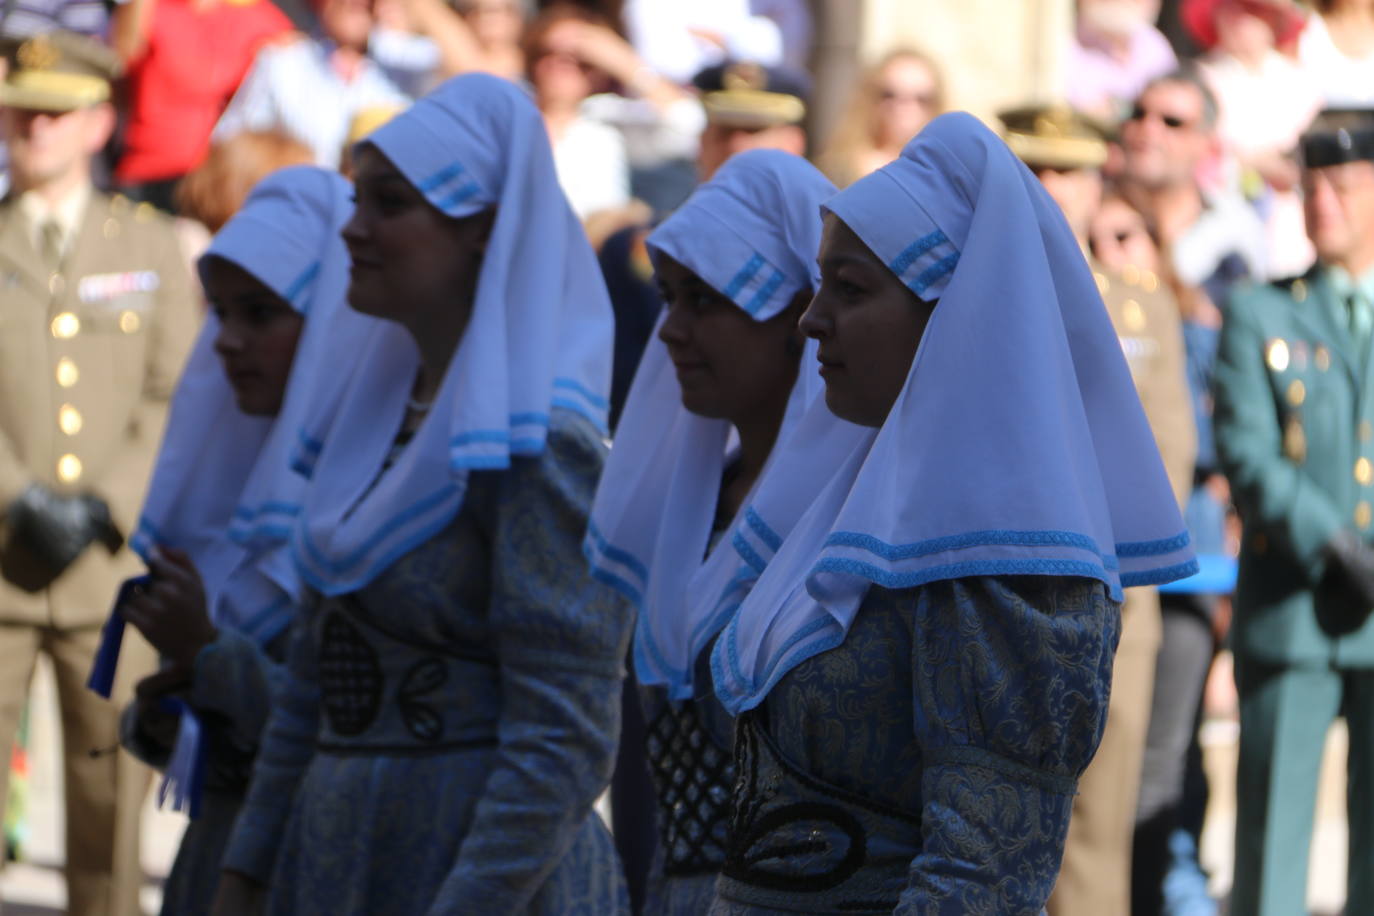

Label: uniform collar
[1326,262,1374,305]
[18,180,92,258]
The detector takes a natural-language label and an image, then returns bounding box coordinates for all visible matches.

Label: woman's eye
[375,191,409,215]
[836,277,864,299]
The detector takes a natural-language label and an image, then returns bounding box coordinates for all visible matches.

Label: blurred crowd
[0,0,1370,915]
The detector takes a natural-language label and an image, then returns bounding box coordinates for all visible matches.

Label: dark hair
[1141,67,1220,131]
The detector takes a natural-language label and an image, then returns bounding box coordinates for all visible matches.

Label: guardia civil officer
[1214,108,1374,916]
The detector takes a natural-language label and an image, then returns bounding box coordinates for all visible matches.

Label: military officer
[1000,103,1196,916]
[0,31,196,916]
[1214,108,1374,916]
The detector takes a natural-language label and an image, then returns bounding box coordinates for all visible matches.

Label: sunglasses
[1100,224,1146,245]
[1128,105,1195,131]
[878,88,935,106]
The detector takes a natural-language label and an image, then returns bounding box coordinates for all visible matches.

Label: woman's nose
[798,294,831,340]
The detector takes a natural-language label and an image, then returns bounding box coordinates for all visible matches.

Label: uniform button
[135,201,155,223]
[1266,338,1290,372]
[1362,421,1373,442]
[1123,264,1141,287]
[1141,270,1159,293]
[1316,346,1332,372]
[56,454,82,483]
[1123,299,1146,332]
[1357,501,1372,529]
[1287,378,1306,406]
[1357,458,1372,486]
[118,310,141,334]
[48,273,64,296]
[50,312,79,339]
[55,358,78,388]
[102,217,120,240]
[1293,279,1308,302]
[57,404,82,436]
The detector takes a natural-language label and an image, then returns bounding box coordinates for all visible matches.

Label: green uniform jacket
[1215,267,1374,667]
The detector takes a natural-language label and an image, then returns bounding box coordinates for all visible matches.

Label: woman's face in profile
[801,214,936,427]
[654,253,804,424]
[343,144,494,331]
[205,257,304,417]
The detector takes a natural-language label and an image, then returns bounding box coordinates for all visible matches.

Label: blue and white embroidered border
[722,251,790,318]
[419,161,483,214]
[887,228,960,298]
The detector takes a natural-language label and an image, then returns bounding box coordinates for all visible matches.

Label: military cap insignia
[17,36,59,71]
[723,62,766,92]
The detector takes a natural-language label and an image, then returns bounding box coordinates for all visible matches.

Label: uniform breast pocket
[85,292,154,336]
[1286,372,1346,476]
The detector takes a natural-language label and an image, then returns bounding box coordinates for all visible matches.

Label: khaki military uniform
[1049,259,1195,916]
[0,189,196,915]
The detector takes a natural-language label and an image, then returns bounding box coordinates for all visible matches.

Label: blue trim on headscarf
[438,182,483,210]
[744,269,788,316]
[912,253,960,296]
[585,519,651,585]
[889,229,950,276]
[553,377,610,409]
[1122,559,1200,587]
[715,611,836,707]
[1116,531,1192,557]
[732,529,769,576]
[825,528,1108,561]
[744,507,783,553]
[298,431,324,455]
[284,262,321,313]
[723,253,766,299]
[232,502,302,522]
[419,161,466,190]
[813,555,1125,602]
[300,483,461,575]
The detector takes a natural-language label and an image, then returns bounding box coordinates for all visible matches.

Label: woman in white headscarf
[586,149,835,915]
[116,165,377,916]
[213,74,629,915]
[705,113,1197,914]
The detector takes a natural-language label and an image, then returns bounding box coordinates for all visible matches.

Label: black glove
[1,485,122,591]
[1319,529,1374,628]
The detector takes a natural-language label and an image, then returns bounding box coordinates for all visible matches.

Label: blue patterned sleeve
[427,414,633,914]
[189,626,288,754]
[221,600,322,883]
[898,576,1120,915]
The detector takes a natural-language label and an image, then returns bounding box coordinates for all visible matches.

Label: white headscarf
[711,112,1198,714]
[291,74,614,595]
[585,150,836,700]
[131,166,374,642]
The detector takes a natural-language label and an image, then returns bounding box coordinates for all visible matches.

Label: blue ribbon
[87,575,150,699]
[157,697,205,820]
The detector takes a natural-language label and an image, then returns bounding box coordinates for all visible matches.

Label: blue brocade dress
[639,649,736,915]
[708,575,1120,915]
[222,410,633,915]
[121,628,287,916]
